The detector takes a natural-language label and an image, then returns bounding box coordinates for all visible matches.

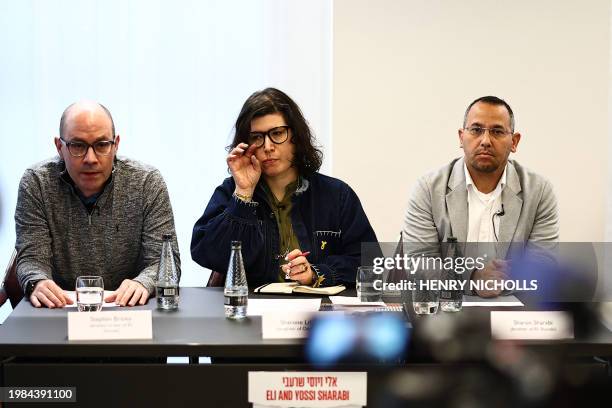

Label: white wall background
[2,0,612,309]
[333,0,610,243]
[0,0,332,287]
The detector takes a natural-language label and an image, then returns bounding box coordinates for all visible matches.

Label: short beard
[471,160,498,173]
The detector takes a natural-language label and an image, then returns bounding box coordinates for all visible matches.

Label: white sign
[248,298,322,316]
[249,371,367,408]
[328,296,385,306]
[462,294,524,307]
[262,312,316,339]
[490,311,574,340]
[68,310,153,341]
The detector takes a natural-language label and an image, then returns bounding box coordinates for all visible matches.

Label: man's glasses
[464,126,512,138]
[247,126,290,147]
[60,138,115,157]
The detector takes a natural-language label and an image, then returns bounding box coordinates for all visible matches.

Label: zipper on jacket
[87,204,101,226]
[59,169,109,226]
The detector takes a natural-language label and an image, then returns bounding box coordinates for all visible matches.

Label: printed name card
[490,311,574,340]
[249,371,367,408]
[68,310,153,340]
[261,312,316,339]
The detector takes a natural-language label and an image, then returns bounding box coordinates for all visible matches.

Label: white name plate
[249,371,367,408]
[491,311,574,340]
[261,312,318,339]
[68,310,153,341]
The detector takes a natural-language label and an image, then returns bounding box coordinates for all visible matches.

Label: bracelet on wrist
[233,191,252,202]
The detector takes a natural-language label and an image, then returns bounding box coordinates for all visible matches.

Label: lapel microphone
[496,204,505,217]
[493,204,505,242]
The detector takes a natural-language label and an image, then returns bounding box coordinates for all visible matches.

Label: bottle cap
[162,233,173,240]
[231,240,242,248]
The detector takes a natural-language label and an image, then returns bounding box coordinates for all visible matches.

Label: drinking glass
[356,266,382,302]
[76,276,104,312]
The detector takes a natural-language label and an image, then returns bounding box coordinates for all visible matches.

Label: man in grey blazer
[403,96,559,297]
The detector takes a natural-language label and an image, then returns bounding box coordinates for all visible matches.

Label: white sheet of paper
[463,294,523,307]
[328,296,386,306]
[65,290,118,308]
[600,302,612,332]
[247,298,322,316]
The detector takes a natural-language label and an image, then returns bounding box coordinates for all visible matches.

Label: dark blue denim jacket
[191,173,378,287]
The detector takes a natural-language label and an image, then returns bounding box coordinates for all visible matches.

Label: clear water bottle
[156,233,179,310]
[440,237,463,312]
[224,241,248,319]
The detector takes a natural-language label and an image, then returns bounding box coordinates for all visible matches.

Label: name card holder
[261,311,318,339]
[249,371,367,408]
[68,310,153,341]
[491,311,574,340]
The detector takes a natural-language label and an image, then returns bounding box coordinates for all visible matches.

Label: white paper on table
[328,295,386,306]
[599,302,612,332]
[65,290,118,308]
[463,294,523,307]
[247,298,322,316]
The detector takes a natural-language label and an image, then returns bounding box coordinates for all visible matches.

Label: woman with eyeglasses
[191,88,377,287]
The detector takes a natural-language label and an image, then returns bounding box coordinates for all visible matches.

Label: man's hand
[30,279,74,308]
[104,279,149,306]
[472,259,509,298]
[282,249,315,286]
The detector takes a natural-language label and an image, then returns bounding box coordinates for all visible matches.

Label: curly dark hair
[229,87,323,176]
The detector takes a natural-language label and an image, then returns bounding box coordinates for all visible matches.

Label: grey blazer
[402,157,559,260]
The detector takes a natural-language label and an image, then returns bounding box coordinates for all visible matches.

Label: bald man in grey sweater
[15,101,180,308]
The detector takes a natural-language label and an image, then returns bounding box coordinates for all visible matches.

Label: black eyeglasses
[247,126,290,147]
[60,138,116,157]
[464,126,512,138]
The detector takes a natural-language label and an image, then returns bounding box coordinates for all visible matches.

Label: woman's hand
[282,249,315,285]
[227,142,261,197]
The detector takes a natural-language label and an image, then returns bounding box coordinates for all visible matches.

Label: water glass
[356,266,382,302]
[76,276,104,312]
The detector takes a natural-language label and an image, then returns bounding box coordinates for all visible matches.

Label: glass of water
[356,266,382,302]
[76,276,104,312]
